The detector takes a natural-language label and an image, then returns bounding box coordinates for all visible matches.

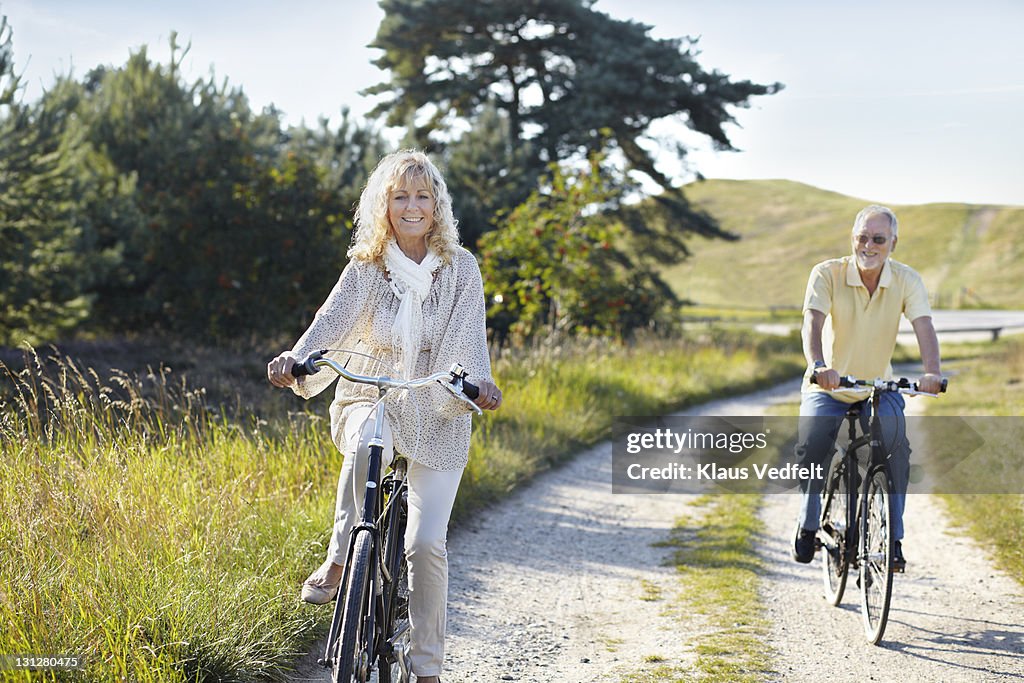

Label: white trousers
[327,404,462,678]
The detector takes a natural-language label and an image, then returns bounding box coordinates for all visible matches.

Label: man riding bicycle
[793,205,943,570]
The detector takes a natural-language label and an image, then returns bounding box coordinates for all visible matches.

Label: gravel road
[291,378,1024,682]
[442,440,703,682]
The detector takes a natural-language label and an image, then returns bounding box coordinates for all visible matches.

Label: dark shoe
[892,540,906,573]
[792,526,817,563]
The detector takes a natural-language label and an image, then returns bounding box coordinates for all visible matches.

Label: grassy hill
[660,179,1024,311]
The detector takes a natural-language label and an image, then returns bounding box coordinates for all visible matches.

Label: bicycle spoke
[860,470,894,644]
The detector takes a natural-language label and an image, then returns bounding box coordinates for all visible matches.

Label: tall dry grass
[1,347,337,681]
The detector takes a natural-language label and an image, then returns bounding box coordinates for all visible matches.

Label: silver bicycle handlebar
[291,350,483,414]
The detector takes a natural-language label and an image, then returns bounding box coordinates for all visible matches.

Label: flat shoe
[301,578,339,604]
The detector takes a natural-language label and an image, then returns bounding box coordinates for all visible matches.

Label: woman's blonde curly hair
[349,150,461,265]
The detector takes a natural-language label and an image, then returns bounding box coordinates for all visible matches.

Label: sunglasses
[854,234,889,246]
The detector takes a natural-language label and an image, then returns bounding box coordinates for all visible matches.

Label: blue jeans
[796,391,911,540]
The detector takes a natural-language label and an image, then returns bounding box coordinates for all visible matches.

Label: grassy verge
[622,494,772,683]
[0,355,336,681]
[0,331,802,681]
[921,336,1024,583]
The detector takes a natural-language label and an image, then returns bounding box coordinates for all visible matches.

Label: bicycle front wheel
[860,468,894,644]
[820,453,849,606]
[334,530,374,683]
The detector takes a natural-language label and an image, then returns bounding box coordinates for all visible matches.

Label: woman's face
[387,175,435,246]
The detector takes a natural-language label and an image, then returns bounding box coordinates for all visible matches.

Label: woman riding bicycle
[267,150,502,683]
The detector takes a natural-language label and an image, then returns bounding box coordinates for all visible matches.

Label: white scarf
[384,240,442,379]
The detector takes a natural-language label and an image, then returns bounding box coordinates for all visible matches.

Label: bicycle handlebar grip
[811,370,851,387]
[808,373,855,388]
[461,380,480,400]
[290,350,324,377]
[909,377,949,392]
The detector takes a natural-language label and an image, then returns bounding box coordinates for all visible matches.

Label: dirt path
[291,378,1024,682]
[443,438,703,682]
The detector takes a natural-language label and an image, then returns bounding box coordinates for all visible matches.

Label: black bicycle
[291,350,480,683]
[813,374,945,644]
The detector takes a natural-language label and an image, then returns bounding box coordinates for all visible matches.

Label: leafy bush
[479,157,678,342]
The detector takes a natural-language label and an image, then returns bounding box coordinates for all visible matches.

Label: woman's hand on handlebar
[472,379,502,411]
[812,366,841,391]
[267,352,297,388]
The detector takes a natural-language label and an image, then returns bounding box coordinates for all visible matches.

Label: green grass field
[922,337,1024,583]
[0,332,803,681]
[659,179,1024,311]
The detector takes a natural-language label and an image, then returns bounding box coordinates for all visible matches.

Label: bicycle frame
[822,390,891,568]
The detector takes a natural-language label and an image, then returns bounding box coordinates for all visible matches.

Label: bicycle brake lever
[439,378,483,415]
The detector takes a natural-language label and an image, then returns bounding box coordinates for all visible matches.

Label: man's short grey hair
[851,205,898,238]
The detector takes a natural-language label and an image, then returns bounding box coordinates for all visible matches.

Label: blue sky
[4,0,1022,206]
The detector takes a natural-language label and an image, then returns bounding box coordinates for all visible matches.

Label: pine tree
[441,102,538,246]
[367,0,781,249]
[0,17,105,344]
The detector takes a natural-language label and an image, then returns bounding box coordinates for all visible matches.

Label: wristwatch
[812,360,827,372]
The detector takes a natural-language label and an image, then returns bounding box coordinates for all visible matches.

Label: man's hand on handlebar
[267,352,297,388]
[472,379,502,411]
[812,366,841,391]
[916,372,943,395]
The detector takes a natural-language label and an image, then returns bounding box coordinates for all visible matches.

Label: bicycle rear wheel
[333,530,374,683]
[860,468,894,644]
[820,453,849,606]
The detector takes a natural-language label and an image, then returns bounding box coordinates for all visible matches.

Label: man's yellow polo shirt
[803,256,932,403]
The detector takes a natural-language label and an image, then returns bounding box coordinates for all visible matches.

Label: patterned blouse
[289,247,493,471]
